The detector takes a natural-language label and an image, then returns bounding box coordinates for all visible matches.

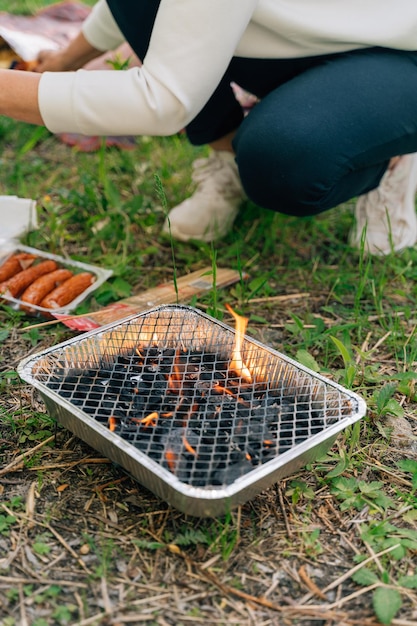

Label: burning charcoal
[247,420,267,442]
[158,427,199,479]
[162,347,176,357]
[294,413,310,436]
[211,455,253,485]
[311,416,325,434]
[160,428,198,456]
[199,371,217,381]
[261,448,278,463]
[278,419,295,453]
[235,406,251,420]
[252,398,286,425]
[223,422,246,447]
[141,371,163,383]
[201,352,216,364]
[95,367,113,378]
[194,380,216,395]
[188,416,217,442]
[115,354,135,365]
[278,397,297,415]
[189,466,213,486]
[133,433,157,455]
[170,457,191,483]
[116,392,135,406]
[116,421,136,438]
[189,352,204,363]
[198,406,220,423]
[44,336,333,490]
[112,369,129,382]
[135,379,153,393]
[144,347,160,358]
[146,393,164,407]
[245,445,261,463]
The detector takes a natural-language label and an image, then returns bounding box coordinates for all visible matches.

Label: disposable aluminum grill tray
[18,304,367,517]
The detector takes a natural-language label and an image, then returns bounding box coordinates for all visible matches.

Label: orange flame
[165,449,177,472]
[167,350,184,392]
[225,303,252,382]
[140,412,159,428]
[183,436,197,456]
[185,403,198,422]
[108,416,118,431]
[212,382,249,406]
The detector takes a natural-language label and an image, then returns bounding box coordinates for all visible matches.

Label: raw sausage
[40,272,95,309]
[0,260,58,298]
[0,252,37,282]
[20,269,74,306]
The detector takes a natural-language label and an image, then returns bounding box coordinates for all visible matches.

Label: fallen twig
[27,458,112,471]
[20,313,90,331]
[275,483,293,539]
[298,565,327,600]
[248,292,309,303]
[297,543,401,606]
[45,522,92,575]
[0,434,56,478]
[0,575,88,588]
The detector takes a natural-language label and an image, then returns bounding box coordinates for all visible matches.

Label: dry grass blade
[298,565,327,600]
[45,522,92,575]
[248,292,309,303]
[0,575,88,588]
[20,313,89,331]
[296,543,402,608]
[0,435,56,477]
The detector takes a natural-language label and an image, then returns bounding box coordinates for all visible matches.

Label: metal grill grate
[18,305,367,516]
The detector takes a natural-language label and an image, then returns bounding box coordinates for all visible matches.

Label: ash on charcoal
[46,347,327,488]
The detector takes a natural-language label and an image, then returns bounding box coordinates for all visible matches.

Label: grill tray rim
[17,304,367,517]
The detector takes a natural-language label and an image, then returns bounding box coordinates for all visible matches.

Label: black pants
[107,2,417,216]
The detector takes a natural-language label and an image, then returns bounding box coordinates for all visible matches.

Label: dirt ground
[1,304,417,626]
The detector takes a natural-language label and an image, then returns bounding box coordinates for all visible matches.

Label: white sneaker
[162,150,246,242]
[350,153,417,255]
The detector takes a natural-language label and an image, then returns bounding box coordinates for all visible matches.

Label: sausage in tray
[0,247,109,315]
[20,268,74,307]
[0,252,36,282]
[40,272,96,309]
[0,260,59,298]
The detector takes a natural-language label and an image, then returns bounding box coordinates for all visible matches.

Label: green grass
[1,3,417,624]
[0,0,94,12]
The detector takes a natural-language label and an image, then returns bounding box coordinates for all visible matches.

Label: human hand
[35,48,70,73]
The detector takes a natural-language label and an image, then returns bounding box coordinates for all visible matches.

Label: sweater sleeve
[81,0,125,52]
[38,0,257,137]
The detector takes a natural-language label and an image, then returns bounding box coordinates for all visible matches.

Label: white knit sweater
[38,0,417,136]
